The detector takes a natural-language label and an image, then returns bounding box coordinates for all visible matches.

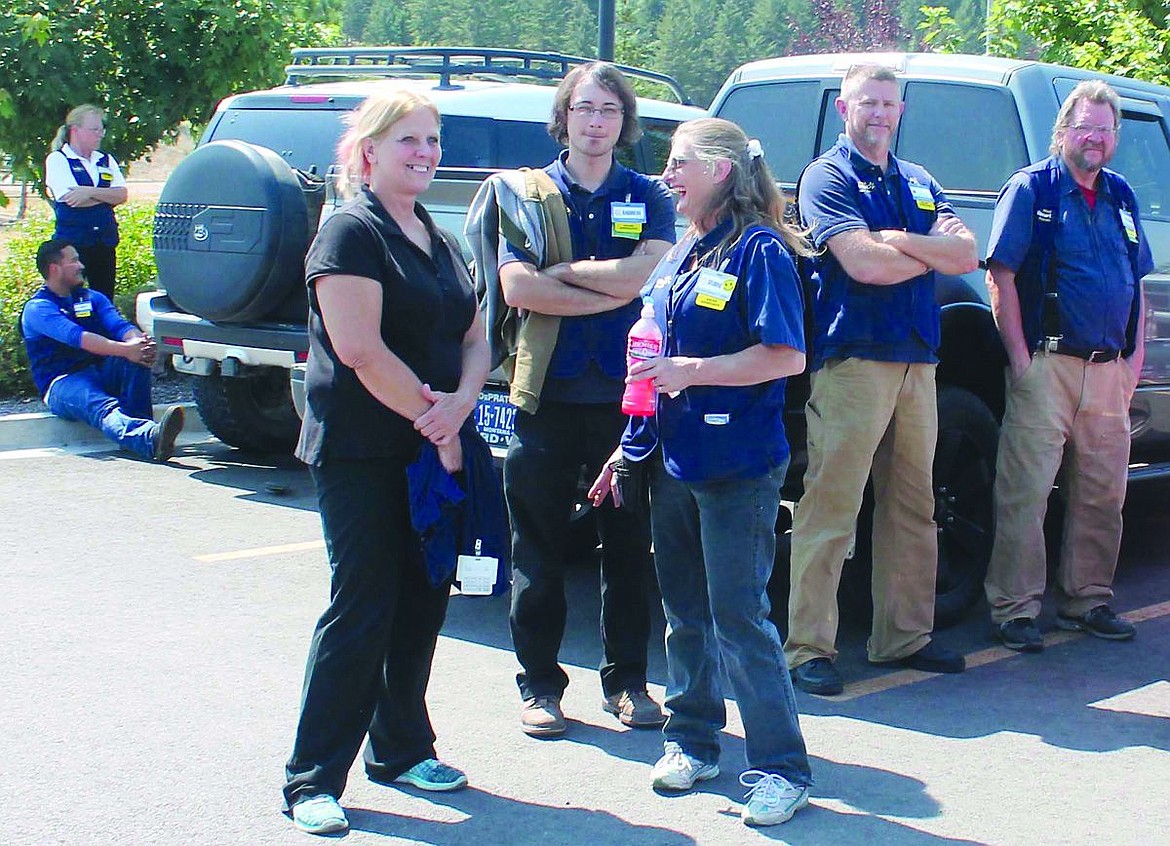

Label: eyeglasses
[77,125,106,135]
[1070,123,1118,137]
[664,156,692,171]
[568,103,624,120]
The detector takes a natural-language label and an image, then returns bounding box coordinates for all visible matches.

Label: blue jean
[44,357,156,458]
[649,458,812,786]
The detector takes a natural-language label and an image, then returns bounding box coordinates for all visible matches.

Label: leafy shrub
[0,200,158,397]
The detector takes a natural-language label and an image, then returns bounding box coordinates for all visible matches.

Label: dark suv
[137,47,702,452]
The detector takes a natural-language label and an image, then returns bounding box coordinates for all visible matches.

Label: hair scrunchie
[745,138,764,159]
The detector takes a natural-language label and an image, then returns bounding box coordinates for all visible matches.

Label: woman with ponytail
[44,105,127,302]
[589,117,814,827]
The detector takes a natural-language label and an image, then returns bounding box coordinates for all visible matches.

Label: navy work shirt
[798,134,952,369]
[986,155,1154,352]
[623,220,805,482]
[297,188,476,465]
[21,286,135,395]
[501,150,675,404]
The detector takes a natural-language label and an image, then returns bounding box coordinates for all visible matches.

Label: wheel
[819,386,999,629]
[931,386,999,626]
[192,368,302,453]
[154,140,316,323]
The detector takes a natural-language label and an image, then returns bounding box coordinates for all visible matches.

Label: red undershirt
[1080,185,1098,211]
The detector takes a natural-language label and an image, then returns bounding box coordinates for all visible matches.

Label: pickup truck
[136,46,702,452]
[708,52,1170,624]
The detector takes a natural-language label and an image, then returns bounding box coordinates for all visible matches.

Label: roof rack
[284,46,693,104]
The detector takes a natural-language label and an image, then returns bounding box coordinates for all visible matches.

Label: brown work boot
[520,695,566,737]
[602,688,666,728]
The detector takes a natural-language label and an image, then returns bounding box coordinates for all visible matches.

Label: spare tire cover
[153,140,309,324]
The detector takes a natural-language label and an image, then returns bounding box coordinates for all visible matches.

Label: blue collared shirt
[501,150,676,403]
[622,220,805,482]
[798,134,952,368]
[986,156,1154,351]
[21,286,136,395]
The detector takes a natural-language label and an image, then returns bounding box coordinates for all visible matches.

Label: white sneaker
[651,744,719,791]
[291,794,349,835]
[740,770,809,826]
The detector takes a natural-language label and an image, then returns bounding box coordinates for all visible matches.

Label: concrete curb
[0,401,208,452]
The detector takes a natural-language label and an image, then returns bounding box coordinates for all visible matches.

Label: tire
[820,386,999,629]
[192,368,302,453]
[154,140,319,323]
[931,386,999,626]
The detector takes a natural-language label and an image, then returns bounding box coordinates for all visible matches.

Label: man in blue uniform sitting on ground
[20,238,184,461]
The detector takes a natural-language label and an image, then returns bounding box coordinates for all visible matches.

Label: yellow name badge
[611,201,646,240]
[1120,208,1139,243]
[693,267,737,311]
[908,180,935,212]
[97,168,113,187]
[73,300,93,318]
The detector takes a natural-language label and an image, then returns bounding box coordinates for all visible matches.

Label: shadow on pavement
[347,795,698,845]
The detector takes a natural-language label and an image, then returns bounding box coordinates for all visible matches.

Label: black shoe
[1056,605,1136,641]
[872,639,965,674]
[996,617,1044,652]
[790,657,844,695]
[152,405,185,462]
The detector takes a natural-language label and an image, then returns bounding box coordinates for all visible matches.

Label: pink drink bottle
[621,299,663,416]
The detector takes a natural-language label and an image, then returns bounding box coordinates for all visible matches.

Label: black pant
[76,243,117,302]
[505,401,654,700]
[283,458,452,808]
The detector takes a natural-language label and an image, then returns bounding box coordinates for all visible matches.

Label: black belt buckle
[1086,349,1118,363]
[1043,338,1119,363]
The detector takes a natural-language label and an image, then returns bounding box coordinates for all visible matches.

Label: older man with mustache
[983,80,1154,652]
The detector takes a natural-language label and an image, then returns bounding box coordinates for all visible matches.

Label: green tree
[988,0,1170,85]
[0,0,296,186]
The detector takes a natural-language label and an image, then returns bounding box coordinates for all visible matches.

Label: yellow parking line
[826,599,1170,702]
[195,540,325,563]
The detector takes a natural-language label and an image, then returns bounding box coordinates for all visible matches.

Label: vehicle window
[816,90,843,158]
[441,116,561,169]
[628,118,678,174]
[714,81,821,184]
[209,108,348,175]
[898,82,1027,192]
[1111,112,1170,222]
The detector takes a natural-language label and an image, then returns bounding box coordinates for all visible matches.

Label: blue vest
[802,143,944,366]
[542,159,671,400]
[1014,157,1144,356]
[52,150,120,247]
[20,287,103,395]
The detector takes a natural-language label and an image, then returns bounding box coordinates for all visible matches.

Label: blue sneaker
[291,794,348,835]
[393,758,468,792]
[740,770,809,826]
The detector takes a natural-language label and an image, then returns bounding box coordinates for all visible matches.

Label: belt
[1041,338,1120,363]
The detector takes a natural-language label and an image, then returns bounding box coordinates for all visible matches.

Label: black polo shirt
[296,188,476,465]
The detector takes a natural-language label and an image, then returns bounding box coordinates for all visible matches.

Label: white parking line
[194,540,325,562]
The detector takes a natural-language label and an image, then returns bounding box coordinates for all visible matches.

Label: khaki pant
[985,353,1135,623]
[786,359,939,666]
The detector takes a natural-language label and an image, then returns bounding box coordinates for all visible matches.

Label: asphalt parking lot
[2,427,1168,845]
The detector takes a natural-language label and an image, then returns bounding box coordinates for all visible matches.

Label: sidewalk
[0,401,208,454]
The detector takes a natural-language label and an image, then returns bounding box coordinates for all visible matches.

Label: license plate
[474,389,516,449]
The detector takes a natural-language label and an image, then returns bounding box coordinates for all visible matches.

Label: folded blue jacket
[406,422,511,595]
